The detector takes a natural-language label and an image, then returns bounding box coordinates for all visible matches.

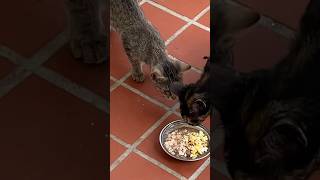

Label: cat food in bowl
[159,120,210,161]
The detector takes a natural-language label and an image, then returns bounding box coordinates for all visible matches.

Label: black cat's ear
[298,0,320,35]
[290,0,320,67]
[169,82,184,96]
[213,0,260,39]
[213,0,260,67]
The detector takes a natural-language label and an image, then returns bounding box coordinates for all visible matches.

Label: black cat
[170,0,320,179]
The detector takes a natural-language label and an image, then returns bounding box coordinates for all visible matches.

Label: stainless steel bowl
[159,120,210,161]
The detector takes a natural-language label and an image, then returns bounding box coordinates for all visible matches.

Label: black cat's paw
[69,36,107,64]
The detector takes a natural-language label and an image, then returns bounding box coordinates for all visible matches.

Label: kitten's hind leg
[65,0,107,64]
[123,43,145,82]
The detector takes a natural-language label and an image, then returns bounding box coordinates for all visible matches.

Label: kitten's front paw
[131,72,145,82]
[70,37,107,64]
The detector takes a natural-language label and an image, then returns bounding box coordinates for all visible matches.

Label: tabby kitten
[110,0,191,99]
[171,0,320,179]
[64,0,107,64]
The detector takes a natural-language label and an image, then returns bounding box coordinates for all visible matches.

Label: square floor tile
[141,3,187,41]
[125,68,201,107]
[0,58,15,79]
[197,166,210,180]
[111,153,178,180]
[138,114,209,178]
[110,139,127,164]
[111,86,166,144]
[110,31,131,79]
[168,25,210,69]
[197,11,210,27]
[153,0,210,19]
[233,25,289,73]
[0,75,106,180]
[45,46,107,97]
[239,0,309,30]
[0,0,66,57]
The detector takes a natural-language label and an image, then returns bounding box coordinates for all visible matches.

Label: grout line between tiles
[258,15,295,40]
[189,157,210,180]
[110,110,173,171]
[134,149,187,179]
[33,67,108,113]
[121,82,171,111]
[147,0,192,22]
[0,31,68,97]
[110,75,171,112]
[0,67,31,98]
[110,134,131,148]
[164,5,210,46]
[110,72,131,92]
[111,131,187,179]
[139,0,148,6]
[231,0,296,40]
[146,0,210,32]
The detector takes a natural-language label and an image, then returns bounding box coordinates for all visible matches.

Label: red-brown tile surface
[125,68,201,107]
[0,75,106,179]
[239,0,309,29]
[233,25,290,73]
[110,31,131,79]
[142,3,187,41]
[168,25,210,69]
[110,86,166,144]
[154,0,210,19]
[0,58,15,79]
[138,114,209,178]
[197,166,210,180]
[111,153,178,180]
[45,46,107,97]
[0,0,66,57]
[110,139,127,164]
[197,11,210,27]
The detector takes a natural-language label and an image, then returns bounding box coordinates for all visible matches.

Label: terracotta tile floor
[110,1,210,179]
[0,0,107,179]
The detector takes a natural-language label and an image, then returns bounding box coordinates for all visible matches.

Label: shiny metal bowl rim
[159,119,210,161]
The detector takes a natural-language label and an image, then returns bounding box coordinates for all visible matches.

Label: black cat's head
[170,81,211,126]
[150,58,191,100]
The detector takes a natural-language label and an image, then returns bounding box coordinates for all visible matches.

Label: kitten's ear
[173,60,191,72]
[150,68,167,82]
[169,82,184,96]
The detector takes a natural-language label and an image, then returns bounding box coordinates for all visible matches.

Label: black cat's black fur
[171,0,320,179]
